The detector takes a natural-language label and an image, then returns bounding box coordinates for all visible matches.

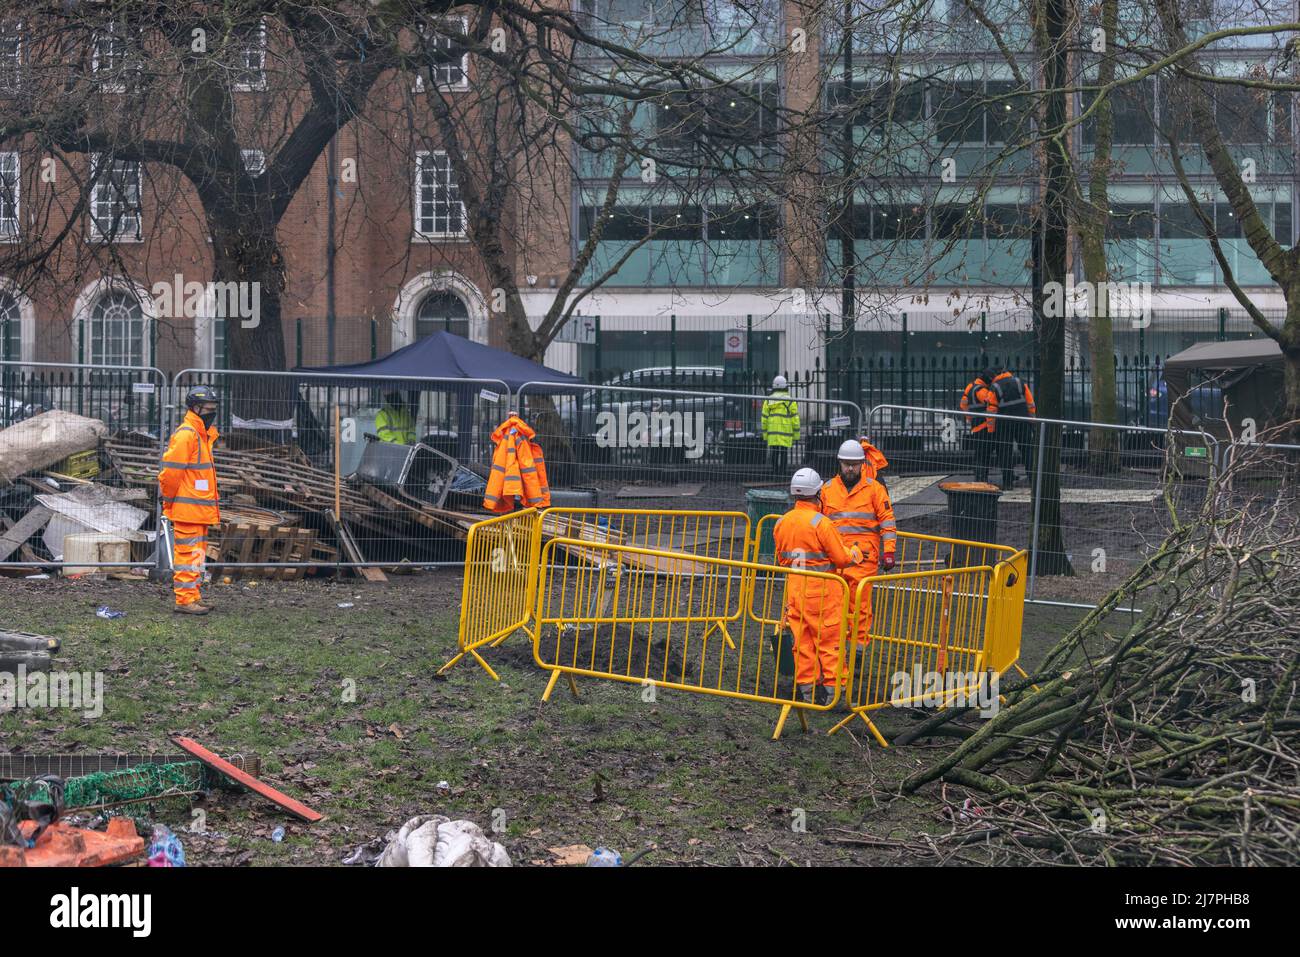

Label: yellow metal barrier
[531,536,850,739]
[444,506,1028,746]
[438,508,542,680]
[828,549,1029,744]
[542,508,750,563]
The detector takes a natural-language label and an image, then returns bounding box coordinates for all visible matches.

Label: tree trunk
[211,220,293,423]
[1081,0,1120,473]
[1032,0,1074,577]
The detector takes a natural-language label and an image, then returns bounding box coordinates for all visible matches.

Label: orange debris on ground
[0,817,145,867]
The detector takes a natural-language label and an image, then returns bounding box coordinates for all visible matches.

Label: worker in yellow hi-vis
[376,391,417,445]
[761,375,800,477]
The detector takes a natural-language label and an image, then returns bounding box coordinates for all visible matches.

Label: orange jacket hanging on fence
[484,414,551,514]
[773,500,861,688]
[158,410,221,525]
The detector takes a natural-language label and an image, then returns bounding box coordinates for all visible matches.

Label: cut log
[0,412,108,487]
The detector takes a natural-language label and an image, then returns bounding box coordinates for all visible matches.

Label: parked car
[561,366,746,465]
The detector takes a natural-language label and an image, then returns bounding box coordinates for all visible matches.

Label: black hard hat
[980,368,996,384]
[186,385,219,407]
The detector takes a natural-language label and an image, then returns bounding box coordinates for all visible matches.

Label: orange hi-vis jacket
[991,371,1036,417]
[960,379,999,433]
[158,410,221,526]
[821,473,897,566]
[773,500,862,687]
[860,439,888,480]
[484,414,551,514]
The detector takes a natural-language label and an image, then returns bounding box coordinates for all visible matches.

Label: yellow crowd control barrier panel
[439,508,541,680]
[532,536,852,738]
[447,507,1028,744]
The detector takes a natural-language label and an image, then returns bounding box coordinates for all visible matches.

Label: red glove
[881,553,896,572]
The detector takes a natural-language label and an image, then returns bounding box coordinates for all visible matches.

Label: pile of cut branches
[903,437,1300,865]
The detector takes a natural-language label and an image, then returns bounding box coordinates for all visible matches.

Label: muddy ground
[0,570,1136,866]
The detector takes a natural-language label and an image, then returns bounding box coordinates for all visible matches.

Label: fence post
[371,318,378,360]
[746,314,753,373]
[594,315,602,374]
[670,314,677,375]
[1217,307,1227,342]
[296,317,303,367]
[901,312,910,410]
[1028,417,1048,600]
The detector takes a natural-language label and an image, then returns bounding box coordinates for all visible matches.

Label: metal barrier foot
[827,709,890,748]
[772,705,791,740]
[469,649,501,682]
[435,651,466,676]
[701,620,738,651]
[541,669,562,702]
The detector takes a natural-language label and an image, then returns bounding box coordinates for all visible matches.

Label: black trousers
[972,430,998,482]
[769,445,789,477]
[998,417,1037,487]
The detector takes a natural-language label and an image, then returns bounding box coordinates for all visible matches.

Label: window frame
[233,18,267,92]
[88,154,144,243]
[0,151,18,240]
[414,16,470,93]
[91,21,142,93]
[413,149,468,240]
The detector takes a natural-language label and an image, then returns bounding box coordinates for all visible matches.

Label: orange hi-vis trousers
[172,521,211,606]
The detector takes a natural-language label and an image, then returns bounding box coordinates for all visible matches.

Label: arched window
[88,290,146,366]
[0,288,18,361]
[415,291,469,340]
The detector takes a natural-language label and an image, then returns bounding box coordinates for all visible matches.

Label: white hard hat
[837,439,866,462]
[772,375,788,389]
[789,467,822,496]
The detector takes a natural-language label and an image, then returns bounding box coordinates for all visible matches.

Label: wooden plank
[329,509,387,583]
[0,505,53,562]
[169,735,322,823]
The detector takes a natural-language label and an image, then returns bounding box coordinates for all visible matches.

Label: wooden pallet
[210,524,319,580]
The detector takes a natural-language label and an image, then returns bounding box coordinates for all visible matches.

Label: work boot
[174,603,210,616]
[814,684,835,707]
[796,683,814,704]
[1002,471,1016,490]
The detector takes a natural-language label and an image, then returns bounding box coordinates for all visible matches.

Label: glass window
[233,20,266,89]
[0,20,20,92]
[707,82,777,152]
[89,156,142,241]
[0,289,19,361]
[986,81,1030,144]
[1158,79,1199,145]
[932,203,976,239]
[1215,84,1270,145]
[655,89,706,153]
[416,291,469,339]
[933,82,983,145]
[653,205,702,240]
[1108,203,1154,239]
[87,290,146,366]
[0,152,17,239]
[1084,78,1155,145]
[91,22,140,88]
[582,204,651,240]
[875,204,925,240]
[422,18,469,90]
[985,202,1031,238]
[708,203,778,239]
[414,152,465,237]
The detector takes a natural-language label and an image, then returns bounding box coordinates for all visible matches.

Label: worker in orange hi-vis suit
[773,467,865,706]
[158,386,221,615]
[822,440,898,646]
[959,369,1000,484]
[484,412,550,513]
